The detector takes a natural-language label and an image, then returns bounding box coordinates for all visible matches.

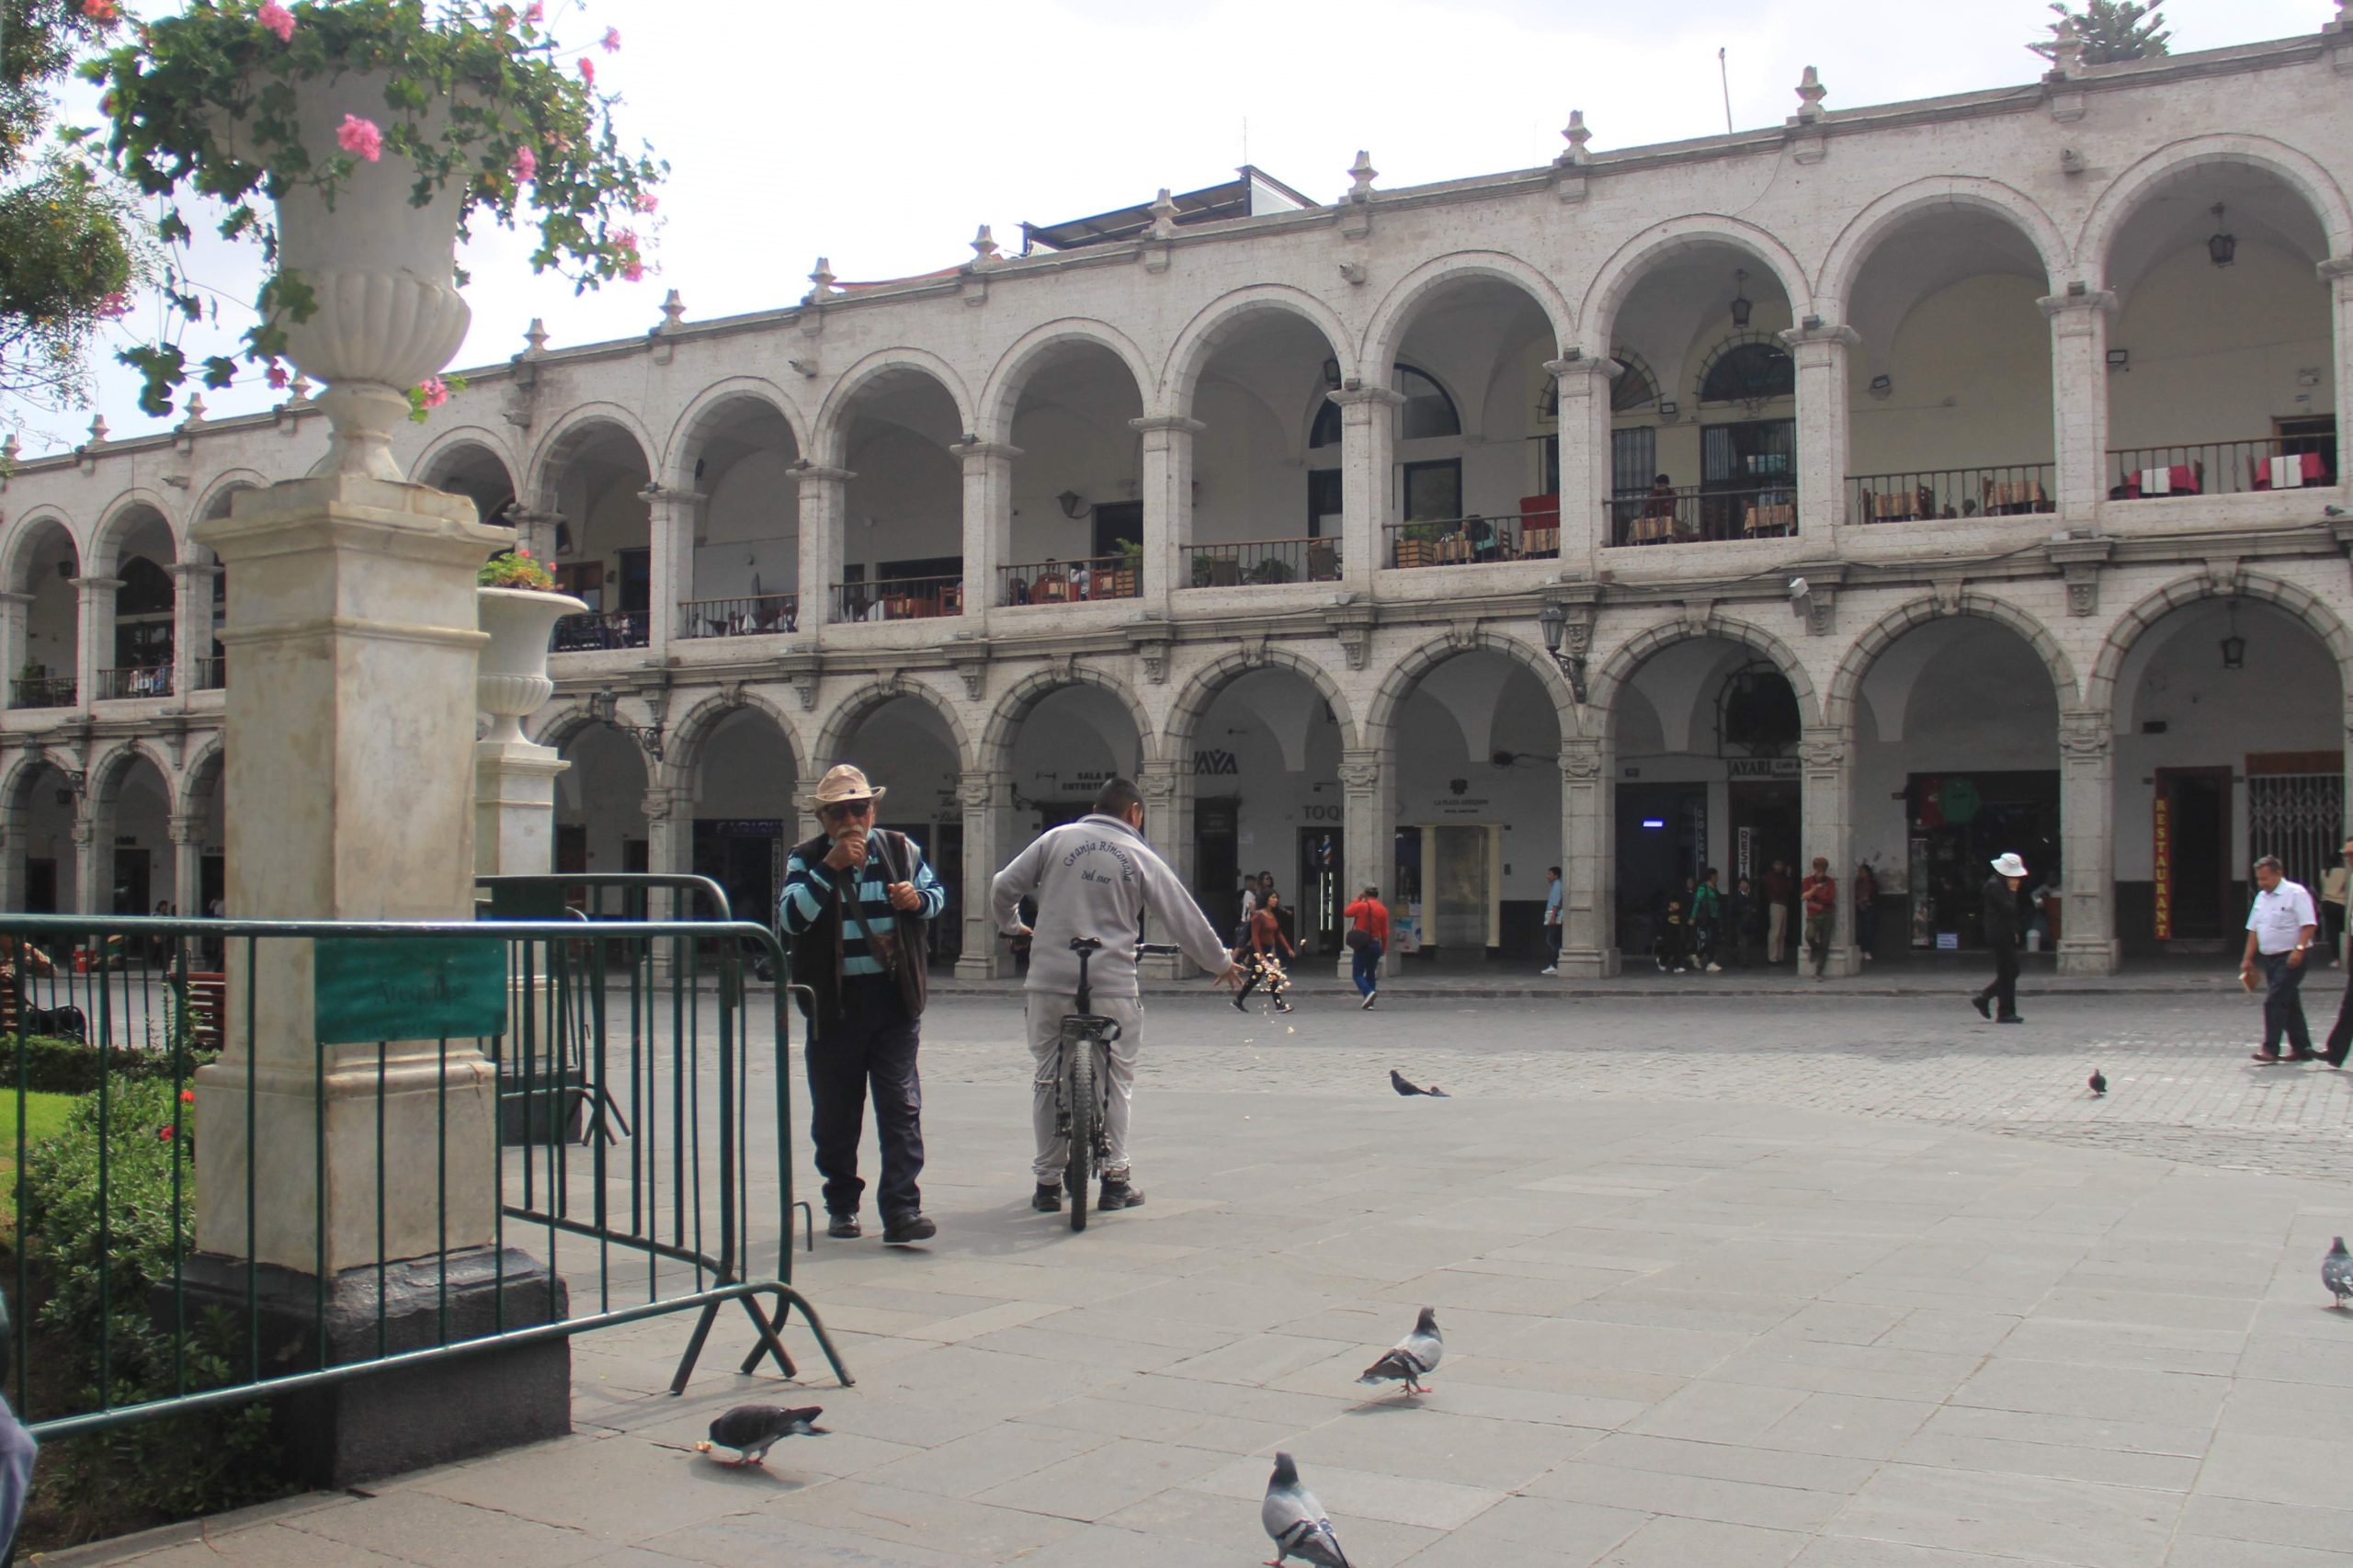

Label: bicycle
[1045,937,1176,1233]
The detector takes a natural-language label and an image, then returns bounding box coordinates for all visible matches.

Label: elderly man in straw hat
[1972,852,2029,1025]
[779,765,948,1245]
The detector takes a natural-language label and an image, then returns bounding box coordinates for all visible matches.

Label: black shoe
[1030,1184,1063,1213]
[1274,1000,1293,1014]
[1997,1016,2025,1025]
[882,1212,937,1245]
[1971,994,1992,1020]
[1233,994,1248,1012]
[826,1213,860,1240]
[1098,1180,1144,1211]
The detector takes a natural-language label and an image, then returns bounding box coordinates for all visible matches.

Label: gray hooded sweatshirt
[989,813,1233,997]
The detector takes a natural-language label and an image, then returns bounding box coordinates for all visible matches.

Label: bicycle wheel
[1065,1037,1097,1233]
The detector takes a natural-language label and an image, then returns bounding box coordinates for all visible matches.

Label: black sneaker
[1030,1184,1062,1213]
[826,1213,861,1240]
[1233,994,1248,1012]
[882,1212,938,1245]
[1097,1180,1144,1211]
[1972,994,1992,1020]
[1997,1016,2025,1026]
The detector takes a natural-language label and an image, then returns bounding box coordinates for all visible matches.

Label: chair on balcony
[1200,558,1243,587]
[1306,543,1340,582]
[1033,571,1070,603]
[2250,450,2326,490]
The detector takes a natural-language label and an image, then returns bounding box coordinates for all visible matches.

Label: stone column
[168,812,204,915]
[0,812,24,914]
[1138,758,1192,978]
[1799,723,1859,977]
[74,574,123,705]
[0,591,30,699]
[950,440,1018,622]
[646,491,702,653]
[2325,258,2353,489]
[70,808,102,916]
[2039,289,2117,517]
[1333,387,1404,587]
[474,740,568,882]
[2056,707,2120,975]
[1339,749,1392,977]
[793,463,853,634]
[955,770,1015,980]
[1783,324,1859,535]
[170,563,219,699]
[642,778,692,916]
[1131,415,1200,617]
[1558,735,1620,975]
[1547,356,1619,559]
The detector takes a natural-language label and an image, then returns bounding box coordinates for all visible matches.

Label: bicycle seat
[1068,937,1103,953]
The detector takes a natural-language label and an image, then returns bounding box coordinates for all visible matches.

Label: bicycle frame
[1041,938,1173,1231]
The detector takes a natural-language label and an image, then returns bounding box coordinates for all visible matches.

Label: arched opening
[91,751,173,916]
[184,748,225,917]
[189,485,244,692]
[835,369,964,624]
[824,696,963,966]
[1001,342,1145,608]
[1605,244,1798,546]
[9,518,79,709]
[2116,597,2343,951]
[1390,650,1562,968]
[2105,162,2336,497]
[1007,684,1144,833]
[9,761,80,912]
[417,442,518,528]
[554,723,650,879]
[1843,207,2055,524]
[1610,637,1802,966]
[688,707,800,930]
[1174,668,1344,955]
[676,399,801,639]
[1851,619,2063,959]
[98,506,177,700]
[540,419,654,651]
[1188,306,1347,586]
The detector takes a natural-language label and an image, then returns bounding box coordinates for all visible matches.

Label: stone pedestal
[475,741,567,881]
[1558,736,1620,976]
[957,769,1015,981]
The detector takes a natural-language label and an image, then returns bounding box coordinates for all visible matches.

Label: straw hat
[1991,852,2028,878]
[805,764,886,809]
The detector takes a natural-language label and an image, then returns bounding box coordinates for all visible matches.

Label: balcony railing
[2109,437,2340,500]
[1000,555,1142,606]
[95,665,173,700]
[1183,538,1341,588]
[1385,511,1561,569]
[10,676,74,710]
[1608,483,1797,547]
[677,593,800,640]
[831,574,964,624]
[552,609,651,653]
[1849,463,2055,524]
[192,656,224,691]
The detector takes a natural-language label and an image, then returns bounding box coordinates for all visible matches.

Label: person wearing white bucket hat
[1972,852,2029,1025]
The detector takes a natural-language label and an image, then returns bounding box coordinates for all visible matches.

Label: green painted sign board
[314,937,508,1045]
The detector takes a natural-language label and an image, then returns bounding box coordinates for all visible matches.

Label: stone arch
[1,746,76,812]
[2079,133,2353,280]
[1359,252,1575,381]
[1825,594,2080,729]
[976,318,1156,447]
[980,665,1161,777]
[810,348,978,469]
[415,426,523,492]
[1581,216,1815,348]
[529,699,608,753]
[176,735,224,818]
[0,506,78,593]
[1166,646,1363,757]
[186,471,270,564]
[813,675,975,778]
[87,736,175,810]
[661,378,812,489]
[1365,627,1581,746]
[525,401,661,508]
[1815,177,2071,309]
[1159,284,1358,413]
[1587,613,1823,733]
[2085,569,2353,716]
[89,488,181,577]
[667,687,806,781]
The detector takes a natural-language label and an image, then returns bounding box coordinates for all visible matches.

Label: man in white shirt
[2241,854,2319,1062]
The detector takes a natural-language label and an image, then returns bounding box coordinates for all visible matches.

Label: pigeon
[2326,1238,2353,1308]
[697,1403,826,1466]
[1358,1306,1442,1395]
[2087,1068,2107,1097]
[1389,1069,1449,1098]
[1262,1451,1352,1568]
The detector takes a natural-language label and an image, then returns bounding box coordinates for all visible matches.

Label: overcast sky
[7,0,2326,458]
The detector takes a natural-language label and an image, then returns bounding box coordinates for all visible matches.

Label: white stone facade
[7,28,2353,976]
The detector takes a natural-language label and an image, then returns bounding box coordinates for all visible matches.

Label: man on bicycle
[989,777,1242,1214]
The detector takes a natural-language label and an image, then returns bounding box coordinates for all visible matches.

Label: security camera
[1788,576,1809,600]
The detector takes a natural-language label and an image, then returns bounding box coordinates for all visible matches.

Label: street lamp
[588,687,665,761]
[1538,603,1589,704]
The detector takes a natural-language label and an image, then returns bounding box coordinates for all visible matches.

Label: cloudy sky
[9,0,2327,456]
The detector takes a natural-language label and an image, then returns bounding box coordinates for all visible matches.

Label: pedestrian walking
[1971,852,2027,1024]
[1654,896,1688,973]
[2324,858,2348,965]
[2242,854,2319,1063]
[1692,868,1723,972]
[1853,862,1879,962]
[1763,859,1793,964]
[1344,885,1389,1008]
[779,764,948,1245]
[1235,890,1298,1013]
[2320,835,2353,1067]
[1236,872,1263,948]
[1540,866,1563,975]
[1800,857,1837,979]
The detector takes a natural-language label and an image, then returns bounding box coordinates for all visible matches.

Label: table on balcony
[1742,504,1796,538]
[1983,479,2050,513]
[2120,463,2202,498]
[2251,451,2327,490]
[1627,511,1678,545]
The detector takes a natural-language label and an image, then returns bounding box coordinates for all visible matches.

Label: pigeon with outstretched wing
[1357,1306,1442,1395]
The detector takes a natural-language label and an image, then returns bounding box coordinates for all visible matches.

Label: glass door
[1434,825,1491,950]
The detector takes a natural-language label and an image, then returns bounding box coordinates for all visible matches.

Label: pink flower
[419,375,449,409]
[576,55,595,87]
[514,545,533,558]
[510,145,536,182]
[82,0,117,20]
[631,192,657,213]
[97,290,131,319]
[610,226,637,252]
[266,364,289,389]
[336,113,383,162]
[257,1,296,42]
[523,0,542,19]
[600,26,620,51]
[621,256,645,282]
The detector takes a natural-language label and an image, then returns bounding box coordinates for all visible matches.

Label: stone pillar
[2039,289,2117,517]
[646,491,702,653]
[2056,707,2120,975]
[1339,750,1392,977]
[74,574,123,705]
[1138,758,1193,978]
[1799,723,1859,977]
[1783,324,1859,535]
[1547,356,1619,559]
[1131,415,1200,617]
[1558,735,1620,976]
[168,812,204,915]
[955,770,1015,980]
[1333,387,1404,586]
[641,779,692,924]
[170,563,219,699]
[474,741,568,882]
[950,440,1017,620]
[70,808,101,916]
[0,813,23,914]
[793,463,853,632]
[2325,258,2353,490]
[0,591,30,699]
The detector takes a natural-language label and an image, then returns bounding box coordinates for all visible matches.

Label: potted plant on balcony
[83,0,664,480]
[1105,537,1142,598]
[476,548,584,743]
[1393,520,1442,570]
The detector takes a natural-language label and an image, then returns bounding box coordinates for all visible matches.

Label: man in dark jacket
[779,764,948,1245]
[1972,852,2028,1024]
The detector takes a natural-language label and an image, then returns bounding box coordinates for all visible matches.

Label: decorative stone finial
[288,374,312,403]
[523,317,550,356]
[1559,109,1592,166]
[2330,0,2353,34]
[86,415,108,445]
[181,393,207,426]
[1,433,19,472]
[805,256,839,302]
[1794,65,1827,119]
[1346,151,1377,202]
[659,289,686,330]
[970,224,1001,267]
[2044,15,2084,76]
[1148,187,1179,240]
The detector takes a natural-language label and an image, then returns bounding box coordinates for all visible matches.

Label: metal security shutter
[2246,770,2343,899]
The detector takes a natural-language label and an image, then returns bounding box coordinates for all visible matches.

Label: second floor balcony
[11,675,74,710]
[1000,555,1142,606]
[553,609,651,653]
[96,665,173,700]
[1848,462,2055,524]
[2109,436,2339,500]
[1608,483,1797,548]
[1184,538,1341,589]
[831,574,964,624]
[677,593,799,640]
[1385,508,1561,569]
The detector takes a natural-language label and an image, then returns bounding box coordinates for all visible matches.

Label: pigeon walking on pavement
[697,1403,826,1466]
[2087,1068,2107,1097]
[1263,1451,1353,1568]
[1358,1306,1442,1395]
[1389,1069,1449,1098]
[2326,1238,2352,1308]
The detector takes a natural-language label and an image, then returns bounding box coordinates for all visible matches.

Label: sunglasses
[820,801,876,823]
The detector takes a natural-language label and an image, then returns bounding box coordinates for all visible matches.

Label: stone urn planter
[478,587,589,744]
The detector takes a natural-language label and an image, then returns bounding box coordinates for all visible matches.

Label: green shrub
[1,1034,213,1095]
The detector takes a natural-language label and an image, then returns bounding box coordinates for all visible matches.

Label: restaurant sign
[2153,794,2173,940]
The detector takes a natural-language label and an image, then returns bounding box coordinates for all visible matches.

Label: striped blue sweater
[778,832,948,978]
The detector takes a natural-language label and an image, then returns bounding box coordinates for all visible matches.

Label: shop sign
[708,819,785,838]
[1191,749,1239,776]
[2153,794,2173,940]
[1727,758,1799,780]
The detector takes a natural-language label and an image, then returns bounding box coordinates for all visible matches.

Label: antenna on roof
[1719,47,1733,134]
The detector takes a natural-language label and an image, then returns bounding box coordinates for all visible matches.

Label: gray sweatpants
[1026,993,1144,1184]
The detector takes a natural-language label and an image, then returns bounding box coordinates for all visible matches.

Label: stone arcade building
[6,23,2353,978]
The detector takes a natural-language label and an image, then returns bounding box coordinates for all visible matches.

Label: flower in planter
[479,546,557,591]
[335,112,382,162]
[257,0,296,42]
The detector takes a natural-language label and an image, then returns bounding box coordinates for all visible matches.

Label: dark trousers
[805,984,925,1219]
[1350,938,1381,996]
[1237,951,1287,1002]
[2259,951,2313,1056]
[1975,945,2019,1019]
[2325,962,2353,1066]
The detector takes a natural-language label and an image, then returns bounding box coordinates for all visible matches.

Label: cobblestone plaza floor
[60,986,2353,1567]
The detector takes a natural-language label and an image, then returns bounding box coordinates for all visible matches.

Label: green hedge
[3,1035,214,1095]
